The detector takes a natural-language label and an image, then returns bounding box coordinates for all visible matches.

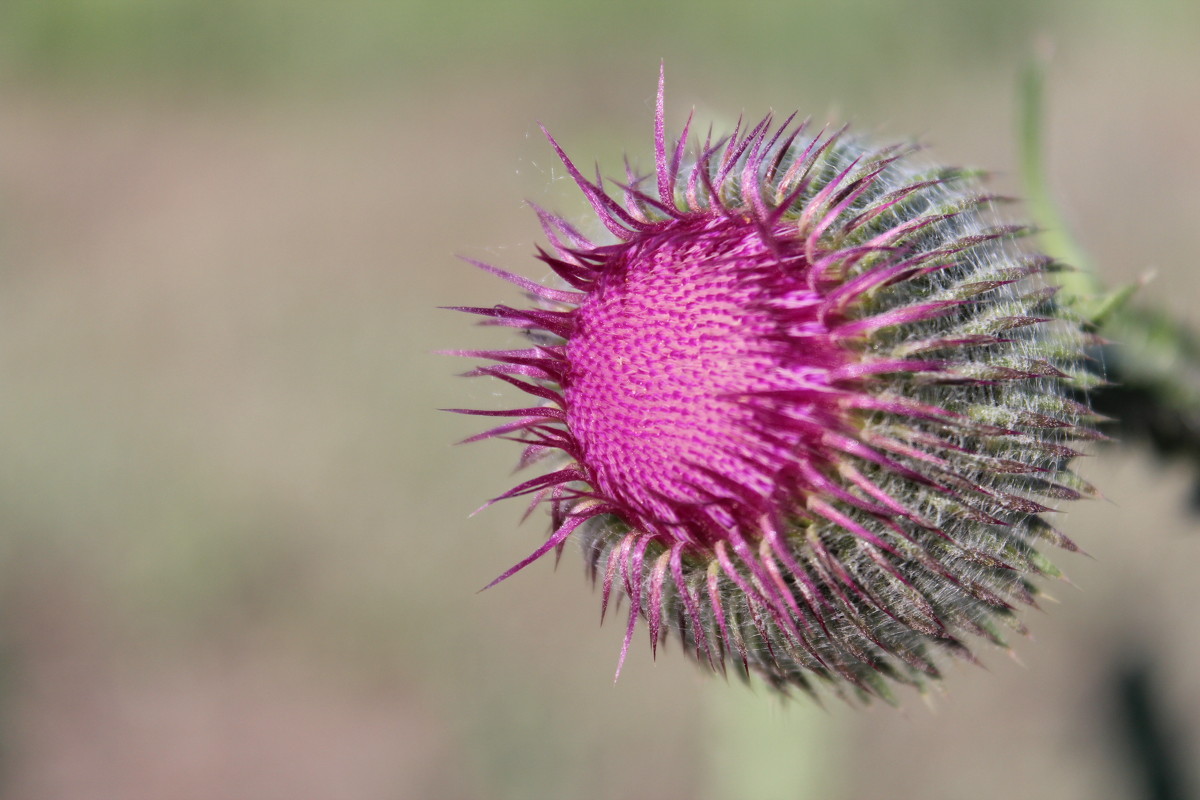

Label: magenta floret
[451,68,1098,701]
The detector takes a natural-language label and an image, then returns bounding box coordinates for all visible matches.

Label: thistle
[449,71,1100,702]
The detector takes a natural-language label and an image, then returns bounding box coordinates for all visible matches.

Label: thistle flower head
[450,71,1099,702]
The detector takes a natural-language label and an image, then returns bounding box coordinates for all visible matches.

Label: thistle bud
[450,72,1099,702]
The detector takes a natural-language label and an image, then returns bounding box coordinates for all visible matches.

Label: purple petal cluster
[450,72,1100,701]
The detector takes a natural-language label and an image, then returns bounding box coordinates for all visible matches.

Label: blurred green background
[0,1,1197,798]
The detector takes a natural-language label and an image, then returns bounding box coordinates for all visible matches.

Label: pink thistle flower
[449,70,1100,702]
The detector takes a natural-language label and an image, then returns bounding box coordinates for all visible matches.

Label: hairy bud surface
[450,73,1099,701]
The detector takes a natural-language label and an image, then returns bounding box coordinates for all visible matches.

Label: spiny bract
[450,72,1100,702]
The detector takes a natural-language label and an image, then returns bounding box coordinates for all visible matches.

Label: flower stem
[1019,55,1200,500]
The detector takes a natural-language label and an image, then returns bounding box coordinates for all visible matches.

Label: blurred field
[0,1,1198,798]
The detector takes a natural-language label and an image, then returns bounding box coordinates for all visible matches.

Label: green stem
[1018,60,1095,289]
[703,683,842,800]
[1019,56,1200,498]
